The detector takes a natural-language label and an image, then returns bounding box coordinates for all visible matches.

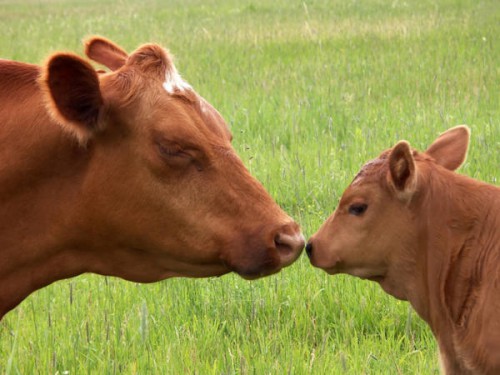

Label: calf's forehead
[338,153,393,205]
[339,179,381,207]
[351,154,389,186]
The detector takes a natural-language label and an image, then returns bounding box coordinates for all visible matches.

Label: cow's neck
[0,247,89,319]
[0,142,89,319]
[0,72,91,319]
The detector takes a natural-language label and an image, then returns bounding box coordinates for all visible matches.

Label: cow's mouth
[225,262,282,279]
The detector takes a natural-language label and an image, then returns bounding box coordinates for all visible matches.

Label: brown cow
[0,37,304,319]
[306,126,500,374]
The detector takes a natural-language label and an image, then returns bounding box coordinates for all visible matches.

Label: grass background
[0,0,498,373]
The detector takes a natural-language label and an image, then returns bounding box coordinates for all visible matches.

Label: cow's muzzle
[273,223,305,267]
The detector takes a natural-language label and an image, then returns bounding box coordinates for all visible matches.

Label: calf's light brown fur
[308,126,500,374]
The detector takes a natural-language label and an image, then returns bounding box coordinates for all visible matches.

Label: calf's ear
[425,125,470,171]
[84,36,128,71]
[388,141,417,201]
[41,53,104,145]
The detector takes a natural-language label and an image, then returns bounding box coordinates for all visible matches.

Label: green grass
[0,0,498,373]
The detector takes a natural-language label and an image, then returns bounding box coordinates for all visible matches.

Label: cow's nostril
[273,230,305,265]
[274,233,304,252]
[305,242,313,258]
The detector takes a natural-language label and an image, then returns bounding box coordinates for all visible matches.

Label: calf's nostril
[305,242,313,258]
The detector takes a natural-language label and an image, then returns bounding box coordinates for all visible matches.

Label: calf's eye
[348,203,368,216]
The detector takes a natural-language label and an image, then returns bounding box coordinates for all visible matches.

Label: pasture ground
[0,0,498,373]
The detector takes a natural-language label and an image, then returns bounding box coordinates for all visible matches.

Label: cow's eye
[158,143,188,159]
[348,203,368,216]
[156,141,207,172]
[157,143,195,170]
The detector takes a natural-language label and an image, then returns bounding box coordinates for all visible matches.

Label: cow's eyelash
[157,143,189,158]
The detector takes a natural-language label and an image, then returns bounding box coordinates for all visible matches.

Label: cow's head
[306,126,470,288]
[39,37,304,281]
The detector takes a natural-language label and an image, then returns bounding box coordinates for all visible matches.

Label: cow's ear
[41,53,104,145]
[84,36,128,71]
[425,125,470,171]
[126,43,171,79]
[388,141,417,200]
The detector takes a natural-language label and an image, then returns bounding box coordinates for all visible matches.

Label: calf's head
[40,37,304,281]
[307,126,470,286]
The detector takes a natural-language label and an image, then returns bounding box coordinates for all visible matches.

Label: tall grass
[0,0,498,373]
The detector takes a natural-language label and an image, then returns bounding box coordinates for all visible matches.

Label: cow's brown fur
[307,126,500,374]
[0,37,304,319]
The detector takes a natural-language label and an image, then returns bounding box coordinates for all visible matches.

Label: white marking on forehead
[199,100,208,114]
[162,60,192,94]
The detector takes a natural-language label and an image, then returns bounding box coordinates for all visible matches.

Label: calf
[307,126,500,374]
[0,37,304,319]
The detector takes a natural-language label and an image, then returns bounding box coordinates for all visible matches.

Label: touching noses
[273,223,305,266]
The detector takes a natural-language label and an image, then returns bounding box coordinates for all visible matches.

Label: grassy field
[0,0,498,373]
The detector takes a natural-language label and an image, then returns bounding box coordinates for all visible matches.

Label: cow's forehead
[197,96,232,141]
[160,71,231,141]
[112,52,231,142]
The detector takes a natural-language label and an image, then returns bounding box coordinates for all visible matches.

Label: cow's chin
[176,266,281,281]
[160,267,230,280]
[163,260,236,279]
[114,269,230,283]
[236,268,281,280]
[224,258,283,280]
[98,259,232,283]
[170,261,285,280]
